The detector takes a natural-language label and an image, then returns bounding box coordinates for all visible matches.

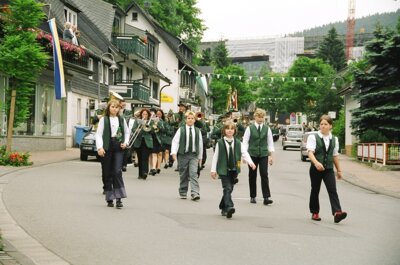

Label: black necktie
[188,127,193,153]
[257,125,261,134]
[227,141,235,170]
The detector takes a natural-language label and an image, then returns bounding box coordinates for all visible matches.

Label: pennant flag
[206,73,211,78]
[314,77,318,82]
[239,76,242,80]
[303,77,307,82]
[48,18,66,100]
[217,74,220,79]
[270,77,274,83]
[188,71,192,76]
[260,77,264,81]
[228,75,231,80]
[292,77,296,81]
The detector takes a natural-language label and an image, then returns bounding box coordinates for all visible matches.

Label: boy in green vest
[211,121,255,218]
[306,114,347,223]
[242,108,275,205]
[171,111,203,200]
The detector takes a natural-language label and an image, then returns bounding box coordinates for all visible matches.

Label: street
[3,143,400,265]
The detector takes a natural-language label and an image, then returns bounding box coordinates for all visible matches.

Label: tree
[0,0,48,151]
[130,0,205,51]
[316,27,346,71]
[281,57,342,123]
[199,48,212,66]
[351,19,400,142]
[212,40,230,69]
[210,65,254,114]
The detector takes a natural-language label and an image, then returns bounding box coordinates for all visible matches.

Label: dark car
[300,131,319,161]
[271,127,280,142]
[79,127,99,161]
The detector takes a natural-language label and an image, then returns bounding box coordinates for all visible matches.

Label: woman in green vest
[306,115,347,223]
[211,121,256,218]
[131,108,154,180]
[95,99,130,209]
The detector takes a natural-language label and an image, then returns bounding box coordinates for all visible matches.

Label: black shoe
[107,201,114,207]
[116,200,123,209]
[102,191,106,195]
[164,164,169,169]
[156,169,161,174]
[174,168,179,172]
[233,178,239,185]
[334,211,347,223]
[168,162,173,167]
[226,207,235,219]
[221,210,227,216]
[263,198,273,205]
[122,166,127,172]
[142,173,148,180]
[250,198,256,204]
[150,169,156,176]
[134,163,138,167]
[191,195,200,201]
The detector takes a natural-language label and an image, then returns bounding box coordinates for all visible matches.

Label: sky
[196,0,400,41]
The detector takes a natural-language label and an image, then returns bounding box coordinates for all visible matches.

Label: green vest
[177,126,201,155]
[102,116,125,151]
[216,138,242,176]
[314,135,336,169]
[131,120,153,149]
[248,124,269,157]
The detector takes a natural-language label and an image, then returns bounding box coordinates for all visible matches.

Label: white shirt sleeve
[123,118,130,145]
[211,141,219,173]
[242,126,251,152]
[170,128,181,155]
[95,117,105,150]
[198,132,203,159]
[267,127,275,152]
[241,141,254,166]
[333,136,339,156]
[128,118,135,131]
[306,134,317,153]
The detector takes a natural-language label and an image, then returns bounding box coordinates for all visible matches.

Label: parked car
[79,127,99,161]
[271,127,280,142]
[282,131,303,150]
[300,131,319,161]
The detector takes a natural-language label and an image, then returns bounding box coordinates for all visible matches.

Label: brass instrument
[109,90,124,102]
[128,113,155,148]
[196,112,204,120]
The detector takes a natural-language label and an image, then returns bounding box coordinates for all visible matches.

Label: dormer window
[132,12,138,21]
[113,16,121,34]
[64,7,77,26]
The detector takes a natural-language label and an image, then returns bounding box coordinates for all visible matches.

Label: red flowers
[36,30,86,57]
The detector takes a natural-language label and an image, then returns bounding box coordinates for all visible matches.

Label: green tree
[212,40,230,69]
[316,27,346,71]
[281,57,342,123]
[351,20,400,141]
[199,48,212,66]
[0,0,48,151]
[210,65,254,113]
[130,0,205,51]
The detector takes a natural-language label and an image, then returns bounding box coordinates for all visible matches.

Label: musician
[95,99,130,208]
[194,112,210,169]
[170,102,187,170]
[131,108,154,180]
[149,108,164,176]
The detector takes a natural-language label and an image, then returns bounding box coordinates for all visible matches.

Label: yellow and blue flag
[48,18,66,100]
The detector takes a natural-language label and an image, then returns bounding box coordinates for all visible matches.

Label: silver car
[282,131,303,150]
[300,131,319,161]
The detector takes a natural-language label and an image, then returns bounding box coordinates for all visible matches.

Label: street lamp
[98,52,118,103]
[331,76,344,90]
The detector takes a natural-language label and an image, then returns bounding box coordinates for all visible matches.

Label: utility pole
[346,0,356,61]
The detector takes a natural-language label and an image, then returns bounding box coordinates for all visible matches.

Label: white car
[282,131,303,150]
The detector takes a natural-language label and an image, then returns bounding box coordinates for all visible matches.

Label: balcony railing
[114,81,150,103]
[357,143,400,165]
[112,34,147,59]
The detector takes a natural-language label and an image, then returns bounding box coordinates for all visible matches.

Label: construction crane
[345,0,356,61]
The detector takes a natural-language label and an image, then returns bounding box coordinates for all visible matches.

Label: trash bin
[74,125,90,146]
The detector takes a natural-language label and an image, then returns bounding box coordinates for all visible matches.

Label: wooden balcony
[113,80,150,103]
[112,34,147,59]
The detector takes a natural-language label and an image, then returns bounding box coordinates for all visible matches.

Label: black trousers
[135,140,151,177]
[248,156,270,198]
[309,166,342,215]
[101,139,126,201]
[218,171,237,211]
[201,142,207,165]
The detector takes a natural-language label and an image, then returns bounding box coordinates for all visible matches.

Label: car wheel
[80,153,88,161]
[283,146,286,150]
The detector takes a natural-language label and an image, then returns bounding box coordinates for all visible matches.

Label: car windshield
[287,131,303,137]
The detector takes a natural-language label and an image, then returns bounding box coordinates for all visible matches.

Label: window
[126,67,133,82]
[104,65,109,85]
[152,81,159,100]
[98,62,103,83]
[147,40,156,62]
[88,58,93,80]
[64,7,77,26]
[132,12,138,21]
[77,98,82,124]
[113,16,121,34]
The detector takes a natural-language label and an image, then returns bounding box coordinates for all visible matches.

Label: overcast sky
[196,0,400,41]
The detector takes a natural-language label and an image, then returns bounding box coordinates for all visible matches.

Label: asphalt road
[3,143,400,265]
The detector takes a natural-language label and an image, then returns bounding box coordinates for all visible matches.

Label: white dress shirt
[306,131,339,156]
[242,123,275,156]
[171,125,203,159]
[95,116,130,150]
[211,137,254,173]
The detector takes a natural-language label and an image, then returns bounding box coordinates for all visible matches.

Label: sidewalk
[0,149,399,265]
